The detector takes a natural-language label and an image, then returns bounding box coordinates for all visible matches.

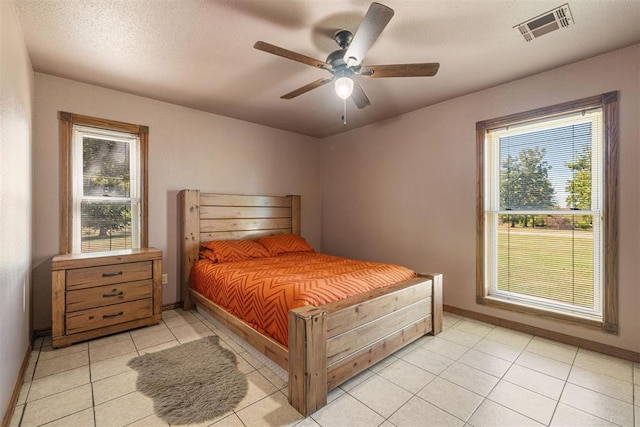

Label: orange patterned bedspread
[190,252,416,347]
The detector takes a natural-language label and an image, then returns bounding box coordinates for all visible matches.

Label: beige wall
[321,44,640,352]
[32,74,322,330]
[0,0,34,420]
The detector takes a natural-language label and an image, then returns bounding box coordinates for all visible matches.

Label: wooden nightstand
[51,248,163,348]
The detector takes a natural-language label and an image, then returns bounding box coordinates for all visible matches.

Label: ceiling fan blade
[344,2,394,67]
[361,63,440,78]
[254,41,329,69]
[281,78,333,99]
[351,80,372,109]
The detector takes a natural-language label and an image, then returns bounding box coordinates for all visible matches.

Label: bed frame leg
[428,273,443,334]
[288,306,327,417]
[179,189,200,311]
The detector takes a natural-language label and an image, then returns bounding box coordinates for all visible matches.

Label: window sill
[477,295,617,334]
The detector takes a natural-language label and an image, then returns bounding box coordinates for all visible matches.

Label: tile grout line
[446,323,575,425]
[356,327,491,426]
[87,333,97,427]
[463,332,537,425]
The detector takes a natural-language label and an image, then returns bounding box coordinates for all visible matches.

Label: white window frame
[484,111,603,320]
[476,92,619,333]
[71,126,142,253]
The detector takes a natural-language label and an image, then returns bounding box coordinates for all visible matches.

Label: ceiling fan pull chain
[342,98,347,126]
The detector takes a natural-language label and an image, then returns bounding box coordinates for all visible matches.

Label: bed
[179,190,442,416]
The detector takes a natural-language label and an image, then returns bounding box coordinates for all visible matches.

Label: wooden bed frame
[179,190,443,416]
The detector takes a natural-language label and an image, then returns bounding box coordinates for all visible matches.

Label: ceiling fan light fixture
[335,76,354,100]
[254,2,439,109]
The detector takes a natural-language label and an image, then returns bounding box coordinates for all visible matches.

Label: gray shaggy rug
[127,336,248,424]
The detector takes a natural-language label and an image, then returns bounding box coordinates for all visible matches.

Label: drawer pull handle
[102,290,124,298]
[103,311,124,319]
[102,271,123,278]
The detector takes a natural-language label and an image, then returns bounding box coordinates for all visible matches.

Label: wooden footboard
[288,273,442,415]
[178,189,443,416]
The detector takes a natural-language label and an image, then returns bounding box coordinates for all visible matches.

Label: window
[59,112,148,253]
[476,92,618,333]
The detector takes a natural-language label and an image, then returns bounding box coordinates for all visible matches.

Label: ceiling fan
[254,2,440,109]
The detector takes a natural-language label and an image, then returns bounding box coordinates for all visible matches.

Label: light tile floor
[8,309,640,427]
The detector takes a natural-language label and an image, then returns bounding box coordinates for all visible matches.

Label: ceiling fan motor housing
[326,49,348,70]
[334,30,353,49]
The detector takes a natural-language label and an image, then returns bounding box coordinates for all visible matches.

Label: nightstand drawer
[66,280,153,312]
[66,299,153,334]
[66,261,152,290]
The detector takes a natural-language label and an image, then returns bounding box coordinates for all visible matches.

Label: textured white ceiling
[13,0,640,138]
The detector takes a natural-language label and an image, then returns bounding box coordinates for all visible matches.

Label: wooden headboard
[179,190,301,308]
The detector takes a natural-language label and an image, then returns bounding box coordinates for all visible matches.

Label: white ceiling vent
[515,4,574,42]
